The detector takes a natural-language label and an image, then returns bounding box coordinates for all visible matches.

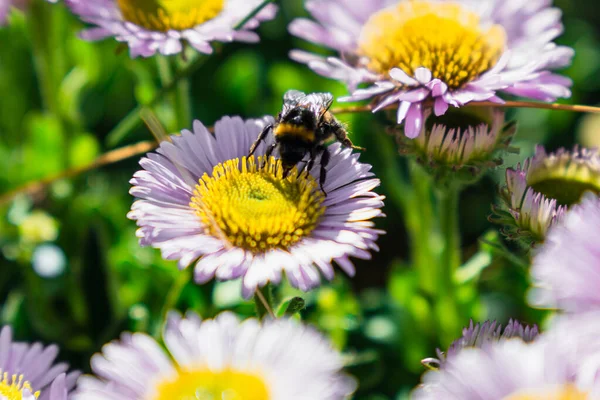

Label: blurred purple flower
[530,195,600,313]
[415,312,600,399]
[0,326,79,400]
[422,319,539,369]
[0,0,28,26]
[63,0,277,58]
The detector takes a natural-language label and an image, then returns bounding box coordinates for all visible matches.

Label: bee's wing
[282,90,307,115]
[283,90,334,117]
[303,92,334,117]
[283,89,307,105]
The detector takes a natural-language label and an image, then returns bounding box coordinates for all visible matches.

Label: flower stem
[435,184,463,343]
[173,57,192,131]
[160,267,192,321]
[437,186,461,277]
[373,134,439,295]
[331,100,600,116]
[156,56,192,132]
[29,1,60,114]
[408,162,439,295]
[255,284,276,319]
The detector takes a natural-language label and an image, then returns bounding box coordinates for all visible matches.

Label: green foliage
[0,0,597,398]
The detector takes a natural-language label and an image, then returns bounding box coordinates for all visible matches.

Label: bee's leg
[301,148,318,178]
[249,124,273,156]
[262,142,277,168]
[334,127,365,151]
[318,147,330,196]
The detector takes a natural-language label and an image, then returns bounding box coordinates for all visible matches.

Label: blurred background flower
[75,311,356,400]
[63,0,277,57]
[529,195,600,313]
[0,326,79,400]
[0,0,28,26]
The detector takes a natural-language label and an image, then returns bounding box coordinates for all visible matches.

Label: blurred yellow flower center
[527,150,600,206]
[116,0,224,31]
[191,156,326,253]
[0,372,39,400]
[154,368,269,400]
[503,384,588,400]
[358,0,506,89]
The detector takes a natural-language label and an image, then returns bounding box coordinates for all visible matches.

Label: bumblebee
[249,90,362,192]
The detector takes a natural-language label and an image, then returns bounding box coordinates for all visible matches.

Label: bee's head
[281,107,316,129]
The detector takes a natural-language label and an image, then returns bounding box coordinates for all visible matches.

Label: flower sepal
[396,107,517,187]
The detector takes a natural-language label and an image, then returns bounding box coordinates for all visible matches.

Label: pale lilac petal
[404,102,424,139]
[414,67,432,84]
[0,327,77,400]
[530,195,600,313]
[434,97,450,116]
[389,68,418,86]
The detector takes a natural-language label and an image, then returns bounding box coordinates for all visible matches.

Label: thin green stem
[435,185,463,343]
[437,186,461,280]
[155,56,178,132]
[29,1,59,114]
[173,57,192,130]
[254,284,276,319]
[480,238,530,269]
[160,268,192,320]
[409,162,439,295]
[106,0,275,146]
[373,134,438,295]
[29,1,71,163]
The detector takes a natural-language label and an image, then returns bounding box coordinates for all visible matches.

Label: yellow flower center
[503,384,588,400]
[0,372,39,400]
[358,0,506,89]
[154,368,270,400]
[190,156,326,253]
[527,152,600,206]
[116,0,225,32]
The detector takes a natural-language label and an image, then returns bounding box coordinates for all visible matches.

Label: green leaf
[277,296,305,318]
[69,133,100,168]
[22,113,65,182]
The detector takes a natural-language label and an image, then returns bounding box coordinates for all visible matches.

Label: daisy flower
[64,0,277,58]
[0,325,79,400]
[544,311,600,389]
[529,195,600,313]
[414,339,598,399]
[422,319,538,369]
[289,0,573,138]
[414,315,600,400]
[128,116,384,298]
[398,107,516,183]
[492,145,600,245]
[74,311,356,400]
